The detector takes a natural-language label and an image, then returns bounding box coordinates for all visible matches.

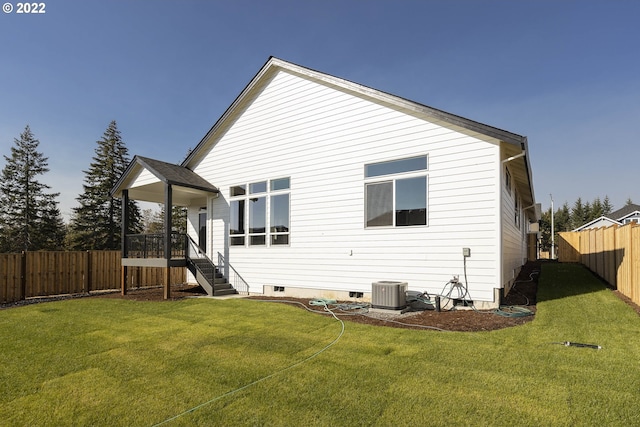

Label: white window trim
[229,178,291,247]
[364,156,428,229]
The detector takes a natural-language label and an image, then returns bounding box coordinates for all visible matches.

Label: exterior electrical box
[371,281,408,310]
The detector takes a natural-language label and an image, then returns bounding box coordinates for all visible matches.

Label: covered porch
[111,156,220,299]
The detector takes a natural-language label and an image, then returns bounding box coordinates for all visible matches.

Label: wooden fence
[558,223,640,305]
[0,251,186,304]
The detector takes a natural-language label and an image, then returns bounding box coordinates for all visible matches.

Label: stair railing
[217,252,250,295]
[185,236,218,291]
[186,236,207,261]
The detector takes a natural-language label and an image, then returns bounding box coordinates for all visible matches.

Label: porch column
[163,184,172,300]
[120,189,129,296]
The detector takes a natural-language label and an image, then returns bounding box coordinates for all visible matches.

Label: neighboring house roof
[110,155,218,204]
[609,204,640,222]
[181,56,535,210]
[573,204,640,231]
[573,216,622,232]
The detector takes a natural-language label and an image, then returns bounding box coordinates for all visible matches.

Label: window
[270,193,290,245]
[365,156,427,228]
[365,156,427,178]
[249,196,266,245]
[230,199,245,246]
[230,178,290,246]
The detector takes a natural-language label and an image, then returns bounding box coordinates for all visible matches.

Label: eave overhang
[110,156,218,206]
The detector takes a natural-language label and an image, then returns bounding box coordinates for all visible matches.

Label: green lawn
[1,262,639,426]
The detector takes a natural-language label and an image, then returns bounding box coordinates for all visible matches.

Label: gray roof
[609,204,640,221]
[110,156,218,198]
[135,156,219,193]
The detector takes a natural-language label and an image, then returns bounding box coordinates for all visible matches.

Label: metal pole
[550,194,555,260]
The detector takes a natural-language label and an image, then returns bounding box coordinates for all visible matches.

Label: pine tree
[555,202,572,232]
[602,196,613,216]
[141,205,188,234]
[590,197,603,220]
[169,205,188,234]
[141,208,164,234]
[571,198,586,229]
[67,121,141,250]
[0,125,66,252]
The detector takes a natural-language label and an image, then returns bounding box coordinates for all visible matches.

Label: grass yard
[1,262,639,426]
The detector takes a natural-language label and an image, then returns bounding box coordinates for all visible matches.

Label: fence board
[558,232,580,262]
[628,226,640,305]
[0,253,23,303]
[603,226,617,286]
[559,223,639,306]
[1,251,187,304]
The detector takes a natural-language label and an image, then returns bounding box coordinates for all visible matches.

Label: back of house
[176,57,537,308]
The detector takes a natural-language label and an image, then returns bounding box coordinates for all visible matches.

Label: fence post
[121,265,128,296]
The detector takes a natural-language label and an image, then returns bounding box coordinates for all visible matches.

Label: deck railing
[125,233,187,259]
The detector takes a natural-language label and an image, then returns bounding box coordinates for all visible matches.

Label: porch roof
[110,156,219,205]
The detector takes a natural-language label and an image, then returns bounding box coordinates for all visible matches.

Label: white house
[573,204,640,231]
[112,57,538,309]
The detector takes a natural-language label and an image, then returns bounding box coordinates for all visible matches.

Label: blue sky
[1,0,638,221]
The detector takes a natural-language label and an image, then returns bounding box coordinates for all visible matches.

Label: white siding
[196,70,503,302]
[501,164,528,290]
[130,169,160,189]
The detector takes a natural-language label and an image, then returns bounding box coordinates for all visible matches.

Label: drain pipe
[502,151,526,165]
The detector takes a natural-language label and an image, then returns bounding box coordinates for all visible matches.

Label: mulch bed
[5,260,638,332]
[248,261,540,332]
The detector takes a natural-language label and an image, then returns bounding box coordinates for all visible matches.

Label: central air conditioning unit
[371,281,408,310]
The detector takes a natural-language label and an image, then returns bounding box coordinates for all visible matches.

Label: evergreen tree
[67,121,141,250]
[539,208,552,252]
[0,125,66,252]
[626,198,634,206]
[141,208,164,234]
[602,196,613,216]
[571,197,586,229]
[170,205,188,234]
[590,197,604,220]
[555,202,572,233]
[140,205,187,235]
[149,205,188,230]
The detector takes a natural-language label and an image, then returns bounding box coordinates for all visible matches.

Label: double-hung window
[230,178,290,246]
[365,156,428,228]
[230,185,246,246]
